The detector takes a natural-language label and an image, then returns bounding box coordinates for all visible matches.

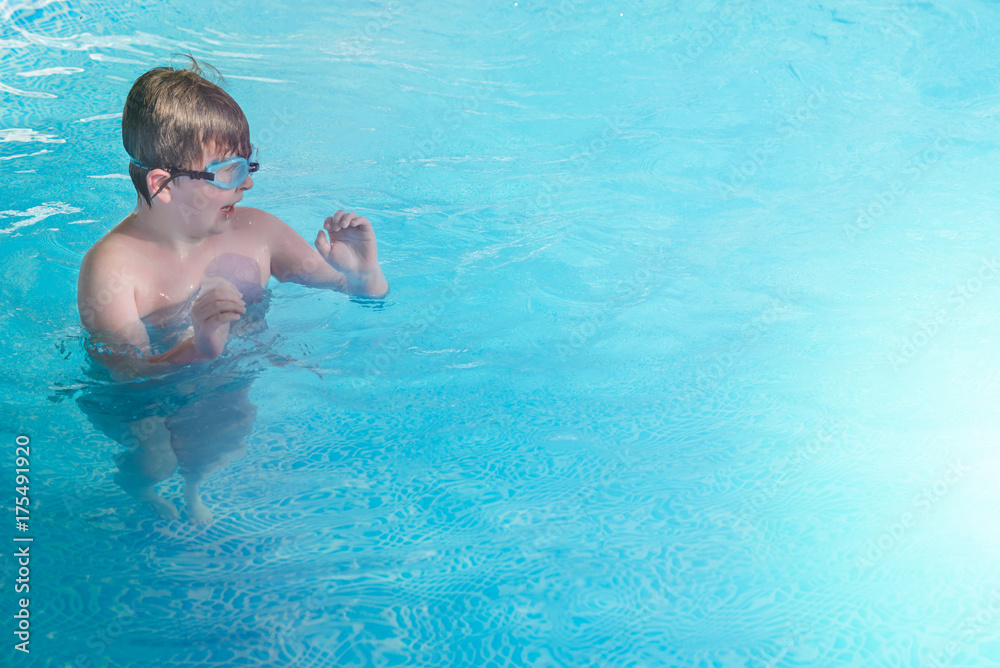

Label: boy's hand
[314,210,380,284]
[191,278,245,359]
[265,207,388,297]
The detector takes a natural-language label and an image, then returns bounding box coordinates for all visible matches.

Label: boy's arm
[78,246,154,377]
[262,208,389,297]
[78,246,244,378]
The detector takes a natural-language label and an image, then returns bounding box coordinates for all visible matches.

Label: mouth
[220,195,242,218]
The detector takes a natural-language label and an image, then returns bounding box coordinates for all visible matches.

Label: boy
[77,60,387,523]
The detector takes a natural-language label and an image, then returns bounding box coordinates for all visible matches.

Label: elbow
[84,339,155,380]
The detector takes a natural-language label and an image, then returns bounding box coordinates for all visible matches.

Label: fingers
[315,230,329,253]
[193,295,244,313]
[197,283,243,305]
[192,285,245,324]
[194,292,245,313]
[202,312,242,327]
[201,275,240,292]
[209,298,246,315]
[325,210,370,232]
[193,304,244,328]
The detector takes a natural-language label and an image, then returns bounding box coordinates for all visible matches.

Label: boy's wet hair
[122,55,252,206]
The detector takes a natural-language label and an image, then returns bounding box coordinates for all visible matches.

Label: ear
[146,169,174,204]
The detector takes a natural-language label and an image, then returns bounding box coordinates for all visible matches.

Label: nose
[238,174,254,191]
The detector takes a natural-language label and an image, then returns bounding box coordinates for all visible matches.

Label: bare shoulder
[79,224,142,284]
[230,206,295,238]
[77,224,147,332]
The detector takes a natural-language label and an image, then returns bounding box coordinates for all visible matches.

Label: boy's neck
[126,200,212,257]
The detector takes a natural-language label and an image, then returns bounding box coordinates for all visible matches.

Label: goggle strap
[131,151,257,192]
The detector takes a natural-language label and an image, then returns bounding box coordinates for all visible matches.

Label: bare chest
[133,250,269,328]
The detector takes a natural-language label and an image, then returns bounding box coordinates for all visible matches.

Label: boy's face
[154,143,254,238]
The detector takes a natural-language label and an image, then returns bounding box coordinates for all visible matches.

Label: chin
[210,217,232,234]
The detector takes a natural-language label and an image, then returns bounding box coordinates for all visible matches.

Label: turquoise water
[4,0,1000,665]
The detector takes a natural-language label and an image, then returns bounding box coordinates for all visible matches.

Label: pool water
[4,0,1000,665]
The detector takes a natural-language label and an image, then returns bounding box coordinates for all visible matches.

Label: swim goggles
[130,147,260,197]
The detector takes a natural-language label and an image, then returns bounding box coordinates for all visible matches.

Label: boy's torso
[106,207,270,323]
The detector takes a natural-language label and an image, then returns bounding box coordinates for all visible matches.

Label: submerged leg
[78,383,182,520]
[113,416,180,520]
[167,385,257,525]
[182,472,213,525]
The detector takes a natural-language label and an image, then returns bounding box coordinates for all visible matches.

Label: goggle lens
[211,160,247,187]
[128,147,260,197]
[206,150,259,188]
